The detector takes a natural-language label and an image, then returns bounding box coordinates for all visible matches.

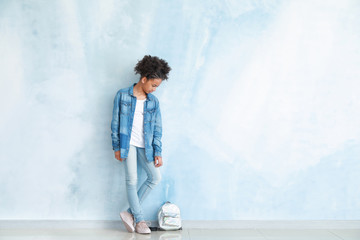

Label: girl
[111,55,171,234]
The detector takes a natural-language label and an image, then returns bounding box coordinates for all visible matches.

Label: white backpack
[157,201,182,230]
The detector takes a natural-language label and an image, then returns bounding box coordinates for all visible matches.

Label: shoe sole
[120,212,135,233]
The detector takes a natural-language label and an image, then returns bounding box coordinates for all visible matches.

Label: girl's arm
[152,101,162,157]
[111,92,121,152]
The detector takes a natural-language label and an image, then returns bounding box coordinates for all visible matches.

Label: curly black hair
[134,55,171,80]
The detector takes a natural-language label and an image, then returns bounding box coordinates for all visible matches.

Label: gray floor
[1,227,359,240]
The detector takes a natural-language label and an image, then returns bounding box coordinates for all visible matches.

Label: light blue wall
[1,0,360,220]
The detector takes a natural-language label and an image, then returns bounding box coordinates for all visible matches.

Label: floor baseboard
[182,220,360,229]
[0,220,359,229]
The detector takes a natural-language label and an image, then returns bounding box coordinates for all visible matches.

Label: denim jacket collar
[128,83,153,101]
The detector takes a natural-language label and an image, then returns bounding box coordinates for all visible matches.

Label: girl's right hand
[115,151,126,161]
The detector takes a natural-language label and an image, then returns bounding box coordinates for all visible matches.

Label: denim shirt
[111,83,162,162]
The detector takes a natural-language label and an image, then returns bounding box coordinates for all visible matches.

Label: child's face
[143,78,162,94]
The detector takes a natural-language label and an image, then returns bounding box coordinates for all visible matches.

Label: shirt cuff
[154,151,162,157]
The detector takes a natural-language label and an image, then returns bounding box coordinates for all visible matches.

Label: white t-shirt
[130,99,146,148]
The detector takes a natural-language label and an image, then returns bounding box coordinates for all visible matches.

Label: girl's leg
[126,147,161,214]
[136,147,162,204]
[124,145,144,223]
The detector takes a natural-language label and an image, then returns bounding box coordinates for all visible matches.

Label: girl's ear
[141,76,147,84]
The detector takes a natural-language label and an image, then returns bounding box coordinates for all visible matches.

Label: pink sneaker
[120,211,135,233]
[135,221,151,234]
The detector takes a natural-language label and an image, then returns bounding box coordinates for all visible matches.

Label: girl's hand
[115,151,126,162]
[154,156,163,167]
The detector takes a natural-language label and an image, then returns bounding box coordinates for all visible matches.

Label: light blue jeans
[124,144,161,223]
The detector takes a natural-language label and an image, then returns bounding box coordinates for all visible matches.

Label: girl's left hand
[154,156,163,167]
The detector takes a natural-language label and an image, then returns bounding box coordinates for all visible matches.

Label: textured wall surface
[1,0,360,220]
